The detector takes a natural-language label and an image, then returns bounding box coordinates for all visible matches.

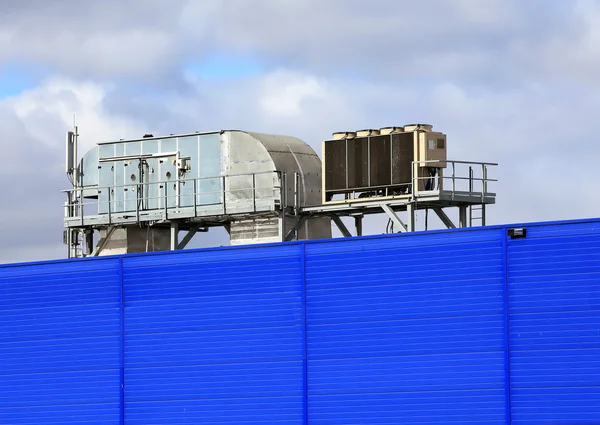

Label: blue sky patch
[184,54,264,80]
[0,64,49,98]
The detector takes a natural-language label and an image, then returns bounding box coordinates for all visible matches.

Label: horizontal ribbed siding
[508,223,600,424]
[0,259,121,424]
[1,218,600,424]
[121,245,305,424]
[305,230,507,424]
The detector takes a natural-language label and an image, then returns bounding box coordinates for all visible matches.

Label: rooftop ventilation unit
[322,124,447,202]
[65,130,331,257]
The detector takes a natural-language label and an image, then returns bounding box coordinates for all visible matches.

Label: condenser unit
[322,124,447,202]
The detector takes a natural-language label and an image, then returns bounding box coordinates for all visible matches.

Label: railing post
[411,162,415,197]
[282,172,288,209]
[294,172,300,216]
[108,188,112,225]
[164,183,168,220]
[252,173,256,213]
[136,183,140,224]
[193,178,198,217]
[482,164,488,201]
[222,175,227,214]
[80,188,84,227]
[469,166,474,193]
[452,162,456,192]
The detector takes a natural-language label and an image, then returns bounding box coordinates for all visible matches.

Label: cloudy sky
[1,0,599,263]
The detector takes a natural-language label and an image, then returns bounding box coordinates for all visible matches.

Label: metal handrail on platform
[63,170,287,227]
[412,159,498,200]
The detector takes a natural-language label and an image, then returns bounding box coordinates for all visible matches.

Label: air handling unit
[64,130,331,258]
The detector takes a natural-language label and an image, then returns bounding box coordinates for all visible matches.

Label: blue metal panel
[507,221,600,424]
[2,217,600,424]
[0,259,122,424]
[305,229,508,424]
[121,245,306,424]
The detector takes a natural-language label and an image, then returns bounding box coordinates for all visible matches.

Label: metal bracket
[177,226,208,250]
[381,204,408,233]
[285,216,308,241]
[331,215,352,237]
[92,227,117,256]
[433,207,456,229]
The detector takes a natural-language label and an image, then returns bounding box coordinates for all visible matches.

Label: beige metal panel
[380,126,404,135]
[356,129,380,137]
[404,123,433,132]
[418,131,447,168]
[332,131,356,140]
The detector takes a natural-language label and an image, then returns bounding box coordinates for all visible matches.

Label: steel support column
[354,215,364,237]
[459,206,468,228]
[170,222,179,250]
[406,203,415,232]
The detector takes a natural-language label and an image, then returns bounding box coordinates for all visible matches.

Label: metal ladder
[469,204,486,227]
[468,166,486,227]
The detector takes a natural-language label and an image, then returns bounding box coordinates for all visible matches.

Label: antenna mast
[65,116,80,258]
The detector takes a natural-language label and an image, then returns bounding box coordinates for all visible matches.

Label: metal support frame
[381,204,408,233]
[177,226,208,250]
[285,216,308,241]
[406,204,415,232]
[170,222,179,251]
[63,159,497,256]
[332,215,352,237]
[433,208,456,229]
[354,215,363,237]
[85,230,94,256]
[459,206,468,228]
[92,227,117,256]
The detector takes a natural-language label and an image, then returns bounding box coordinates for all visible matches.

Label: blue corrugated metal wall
[0,259,122,424]
[1,218,600,424]
[507,222,600,424]
[121,245,306,424]
[305,229,508,424]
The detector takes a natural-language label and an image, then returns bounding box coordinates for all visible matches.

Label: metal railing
[324,160,497,202]
[412,160,498,200]
[63,170,288,227]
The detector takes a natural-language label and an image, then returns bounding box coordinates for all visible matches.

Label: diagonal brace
[332,215,352,237]
[92,227,116,256]
[381,204,407,232]
[178,226,208,250]
[433,208,456,229]
[285,216,308,241]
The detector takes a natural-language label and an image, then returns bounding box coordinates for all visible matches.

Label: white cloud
[260,71,333,117]
[7,78,145,153]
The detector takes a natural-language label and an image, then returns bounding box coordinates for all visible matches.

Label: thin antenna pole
[73,115,78,191]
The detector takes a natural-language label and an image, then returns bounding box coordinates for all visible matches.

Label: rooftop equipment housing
[65,130,331,257]
[322,124,447,203]
[64,124,497,258]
